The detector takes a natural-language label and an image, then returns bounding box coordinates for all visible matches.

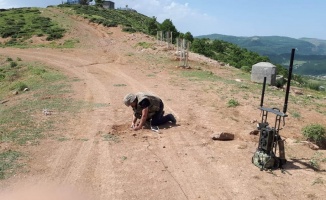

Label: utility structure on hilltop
[103,1,115,9]
[66,0,115,9]
[66,0,80,4]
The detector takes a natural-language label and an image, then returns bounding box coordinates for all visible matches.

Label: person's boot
[169,114,176,124]
[149,119,159,132]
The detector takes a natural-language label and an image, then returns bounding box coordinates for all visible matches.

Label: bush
[240,66,251,73]
[302,124,326,143]
[10,81,28,91]
[122,27,136,33]
[5,38,18,46]
[103,21,118,27]
[307,82,320,91]
[10,62,18,68]
[227,98,240,107]
[46,31,64,41]
[275,77,285,88]
[0,73,5,80]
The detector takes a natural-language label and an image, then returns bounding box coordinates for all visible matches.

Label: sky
[0,0,325,40]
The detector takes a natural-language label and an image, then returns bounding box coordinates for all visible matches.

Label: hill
[196,34,326,55]
[197,34,326,76]
[0,6,326,200]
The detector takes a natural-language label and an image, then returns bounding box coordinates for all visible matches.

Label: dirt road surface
[0,8,325,200]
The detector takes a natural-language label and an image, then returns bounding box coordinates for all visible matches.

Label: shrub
[275,77,285,88]
[10,82,28,91]
[103,21,118,27]
[29,66,46,75]
[6,57,13,62]
[307,82,320,91]
[122,27,136,33]
[5,38,18,46]
[302,124,326,143]
[10,62,18,68]
[0,73,5,80]
[46,32,64,41]
[227,98,240,107]
[240,66,251,73]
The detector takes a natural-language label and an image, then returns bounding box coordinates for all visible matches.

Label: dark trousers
[151,101,173,126]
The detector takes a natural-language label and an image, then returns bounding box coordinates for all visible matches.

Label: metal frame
[256,48,295,168]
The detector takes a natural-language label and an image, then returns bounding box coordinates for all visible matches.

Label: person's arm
[131,115,137,128]
[133,107,148,131]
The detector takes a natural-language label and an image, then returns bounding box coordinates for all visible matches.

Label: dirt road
[0,8,325,200]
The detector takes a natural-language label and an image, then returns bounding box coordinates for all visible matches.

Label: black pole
[260,77,267,107]
[283,48,295,113]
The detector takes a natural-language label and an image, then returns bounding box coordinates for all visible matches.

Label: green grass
[102,133,120,143]
[0,57,106,145]
[56,136,70,142]
[136,42,153,49]
[61,39,80,48]
[59,4,158,35]
[291,111,301,118]
[227,98,240,107]
[0,150,23,179]
[0,7,79,48]
[302,124,326,143]
[309,152,325,170]
[180,70,220,81]
[0,7,65,47]
[0,57,111,179]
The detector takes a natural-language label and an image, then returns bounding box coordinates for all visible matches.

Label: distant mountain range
[196,34,326,76]
[196,34,326,55]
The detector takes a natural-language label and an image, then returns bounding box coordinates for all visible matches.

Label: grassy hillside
[0,7,65,46]
[197,34,326,55]
[300,37,326,54]
[197,34,326,76]
[59,4,159,35]
[0,5,160,48]
[190,38,270,69]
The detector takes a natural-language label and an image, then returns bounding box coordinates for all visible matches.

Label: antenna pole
[283,48,295,113]
[260,77,267,107]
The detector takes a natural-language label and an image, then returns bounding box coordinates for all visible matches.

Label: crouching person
[123,92,176,131]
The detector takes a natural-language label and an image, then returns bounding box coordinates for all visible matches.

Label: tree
[80,0,91,5]
[190,38,213,57]
[184,32,194,43]
[159,19,179,43]
[95,0,103,6]
[211,39,225,53]
[146,16,158,36]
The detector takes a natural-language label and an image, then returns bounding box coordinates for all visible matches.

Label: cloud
[0,0,13,8]
[0,0,63,8]
[116,0,218,35]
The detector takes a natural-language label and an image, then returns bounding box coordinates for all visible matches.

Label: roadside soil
[0,8,325,200]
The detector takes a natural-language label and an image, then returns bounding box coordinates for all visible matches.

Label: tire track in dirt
[0,49,120,193]
[146,128,234,199]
